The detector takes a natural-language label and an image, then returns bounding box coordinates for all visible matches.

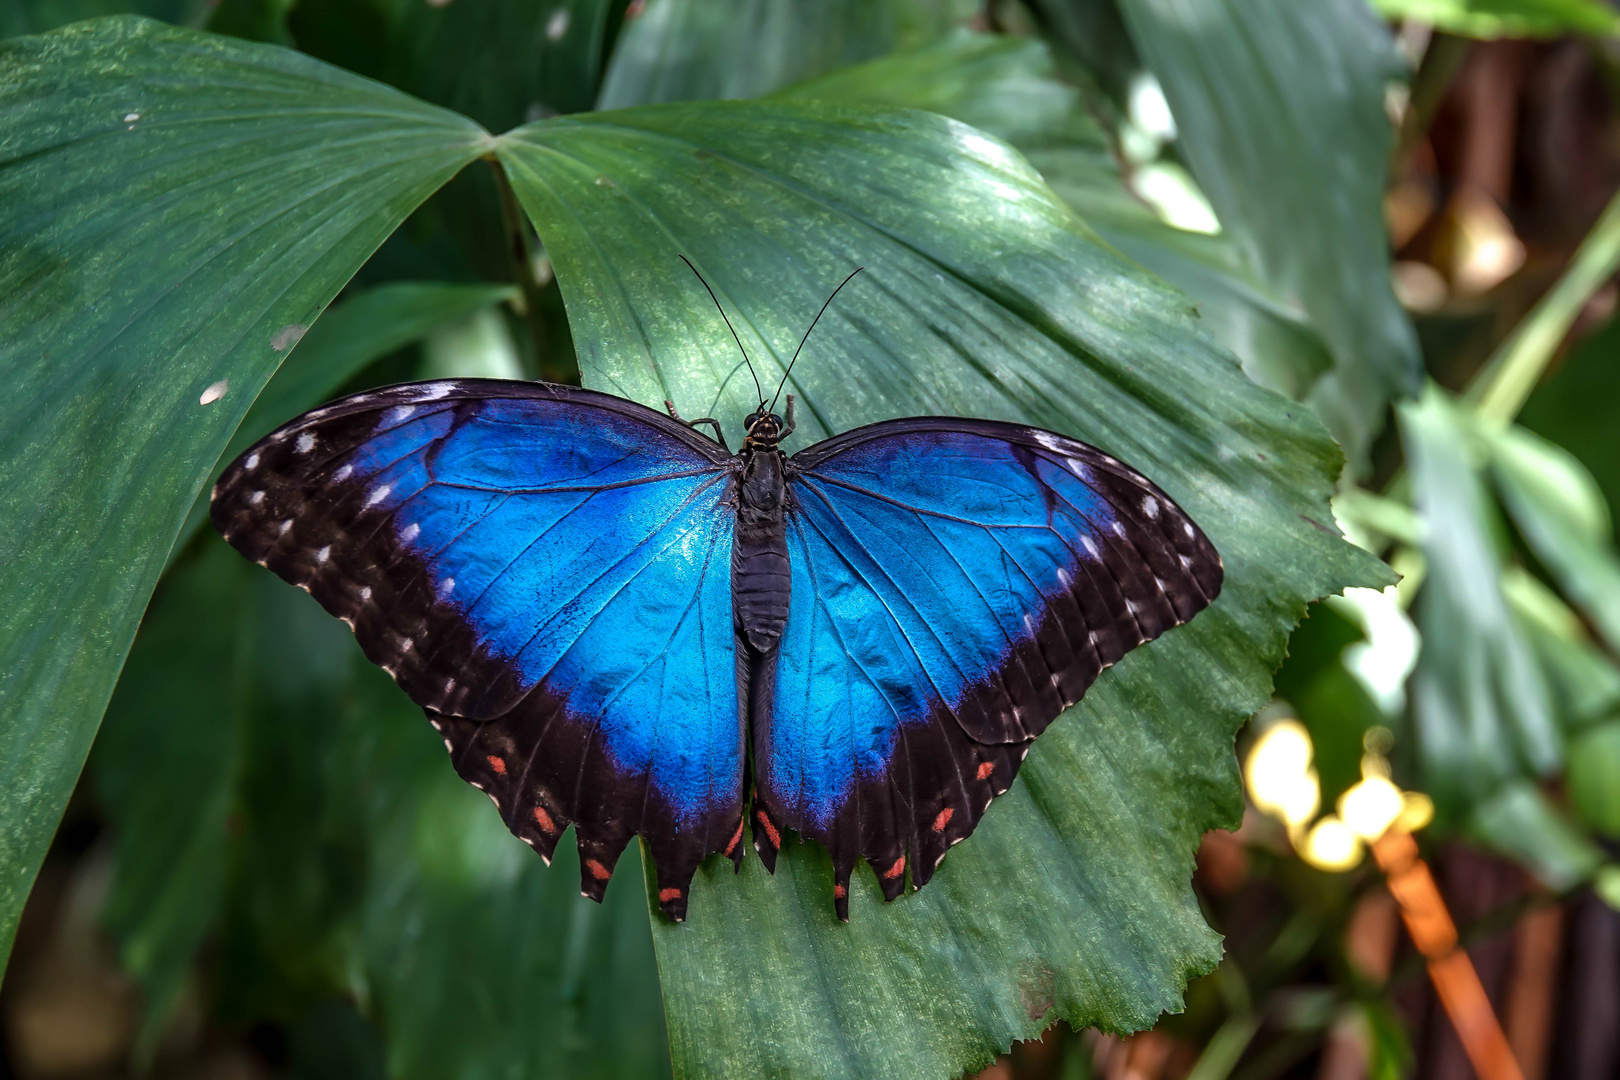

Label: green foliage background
[4,0,1620,1077]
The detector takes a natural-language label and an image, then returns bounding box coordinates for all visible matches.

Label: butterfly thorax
[731,441,791,654]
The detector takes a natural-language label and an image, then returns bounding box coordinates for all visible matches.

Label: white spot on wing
[245,452,260,471]
[1033,430,1065,452]
[418,384,452,401]
[199,380,228,405]
[278,519,293,536]
[1057,568,1072,587]
[359,586,372,601]
[316,546,330,563]
[401,523,420,542]
[1143,496,1159,518]
[249,490,264,505]
[1080,535,1100,558]
[400,637,414,653]
[365,485,391,508]
[296,432,316,454]
[387,405,416,424]
[1110,521,1126,538]
[438,578,456,598]
[333,464,353,482]
[445,678,456,692]
[1183,521,1195,537]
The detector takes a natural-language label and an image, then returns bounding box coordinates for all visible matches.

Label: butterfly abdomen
[731,449,791,653]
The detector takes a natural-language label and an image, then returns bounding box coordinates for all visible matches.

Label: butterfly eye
[743,411,762,430]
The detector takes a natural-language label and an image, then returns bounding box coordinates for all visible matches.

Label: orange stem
[1372,832,1525,1080]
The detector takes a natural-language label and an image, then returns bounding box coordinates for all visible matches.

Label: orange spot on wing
[755,810,781,849]
[486,754,507,775]
[531,806,555,833]
[834,882,847,899]
[882,856,906,880]
[931,807,954,832]
[976,761,995,781]
[658,887,682,903]
[585,858,612,880]
[724,816,745,856]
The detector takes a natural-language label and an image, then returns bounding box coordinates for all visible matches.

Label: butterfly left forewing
[212,379,744,921]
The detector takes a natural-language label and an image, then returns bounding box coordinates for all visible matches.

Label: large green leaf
[596,0,972,108]
[779,31,1334,402]
[0,16,488,967]
[170,281,516,556]
[1114,0,1422,468]
[1401,388,1560,813]
[493,99,1383,1076]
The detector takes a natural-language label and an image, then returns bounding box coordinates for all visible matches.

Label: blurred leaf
[1469,780,1603,889]
[0,0,206,35]
[1020,0,1141,101]
[1402,388,1559,813]
[1368,0,1620,38]
[205,0,295,43]
[286,1000,387,1080]
[1504,567,1620,729]
[1520,314,1620,514]
[597,0,973,108]
[495,98,1383,1074]
[93,541,253,1054]
[212,563,370,1024]
[778,29,1091,145]
[390,0,625,129]
[1115,0,1422,468]
[1488,423,1620,652]
[344,663,672,1080]
[1568,721,1620,837]
[0,17,486,964]
[171,281,516,557]
[780,31,1335,403]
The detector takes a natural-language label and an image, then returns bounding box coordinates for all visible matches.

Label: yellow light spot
[1396,791,1435,834]
[1302,815,1364,871]
[1338,775,1405,841]
[1244,719,1320,829]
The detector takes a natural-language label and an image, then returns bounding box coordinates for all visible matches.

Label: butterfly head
[742,408,785,451]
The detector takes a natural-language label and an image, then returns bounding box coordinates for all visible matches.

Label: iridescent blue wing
[211,380,743,921]
[759,418,1222,919]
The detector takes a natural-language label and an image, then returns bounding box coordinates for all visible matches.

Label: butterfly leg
[664,400,730,451]
[780,394,795,439]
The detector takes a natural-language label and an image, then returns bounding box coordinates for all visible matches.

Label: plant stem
[486,156,567,383]
[1467,186,1620,425]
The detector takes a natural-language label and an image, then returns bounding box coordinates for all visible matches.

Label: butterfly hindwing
[760,418,1222,919]
[211,380,745,921]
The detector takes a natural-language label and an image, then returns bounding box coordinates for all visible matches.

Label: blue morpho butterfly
[212,262,1222,923]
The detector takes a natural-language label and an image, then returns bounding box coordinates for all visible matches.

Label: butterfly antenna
[768,266,863,414]
[679,254,764,407]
